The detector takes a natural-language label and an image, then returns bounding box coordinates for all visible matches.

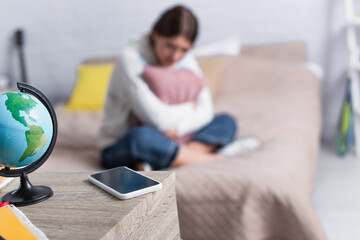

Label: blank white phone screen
[90,167,159,194]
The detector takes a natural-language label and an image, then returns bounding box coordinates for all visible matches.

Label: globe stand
[0,82,58,207]
[2,172,53,207]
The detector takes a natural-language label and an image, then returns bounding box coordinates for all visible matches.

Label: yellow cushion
[66,63,114,111]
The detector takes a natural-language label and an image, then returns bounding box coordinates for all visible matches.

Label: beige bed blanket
[41,53,326,239]
[175,56,326,239]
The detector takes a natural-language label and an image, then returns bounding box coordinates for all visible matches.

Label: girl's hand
[163,128,177,139]
[190,100,197,108]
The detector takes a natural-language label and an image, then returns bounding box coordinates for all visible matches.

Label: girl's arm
[174,53,215,137]
[114,48,195,132]
[175,86,214,137]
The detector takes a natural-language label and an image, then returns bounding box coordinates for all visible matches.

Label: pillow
[142,66,206,143]
[191,37,241,57]
[143,66,206,104]
[66,63,114,111]
[196,56,228,99]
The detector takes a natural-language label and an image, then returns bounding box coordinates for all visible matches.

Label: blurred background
[0,0,346,143]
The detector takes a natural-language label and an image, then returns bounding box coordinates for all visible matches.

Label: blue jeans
[101,114,237,170]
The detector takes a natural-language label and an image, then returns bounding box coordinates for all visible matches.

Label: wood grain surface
[0,171,180,240]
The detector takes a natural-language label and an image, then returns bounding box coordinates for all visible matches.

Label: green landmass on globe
[5,93,48,163]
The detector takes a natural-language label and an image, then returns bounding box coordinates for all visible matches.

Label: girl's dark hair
[151,5,198,44]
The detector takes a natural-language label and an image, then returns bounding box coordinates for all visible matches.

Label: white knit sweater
[98,34,214,149]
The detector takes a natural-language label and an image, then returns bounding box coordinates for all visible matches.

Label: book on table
[0,202,48,240]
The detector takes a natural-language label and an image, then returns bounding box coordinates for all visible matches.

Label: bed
[40,42,327,239]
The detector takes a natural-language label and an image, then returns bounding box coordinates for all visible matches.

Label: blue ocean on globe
[0,92,53,168]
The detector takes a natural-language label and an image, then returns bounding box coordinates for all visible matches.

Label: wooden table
[0,171,180,240]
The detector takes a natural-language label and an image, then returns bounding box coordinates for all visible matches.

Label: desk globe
[0,82,57,206]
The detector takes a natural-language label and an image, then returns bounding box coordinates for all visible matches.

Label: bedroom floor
[312,143,360,240]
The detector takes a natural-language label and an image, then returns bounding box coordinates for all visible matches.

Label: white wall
[0,0,349,142]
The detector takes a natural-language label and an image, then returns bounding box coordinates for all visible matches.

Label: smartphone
[88,166,162,200]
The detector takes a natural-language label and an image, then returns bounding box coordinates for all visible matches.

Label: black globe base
[2,172,53,207]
